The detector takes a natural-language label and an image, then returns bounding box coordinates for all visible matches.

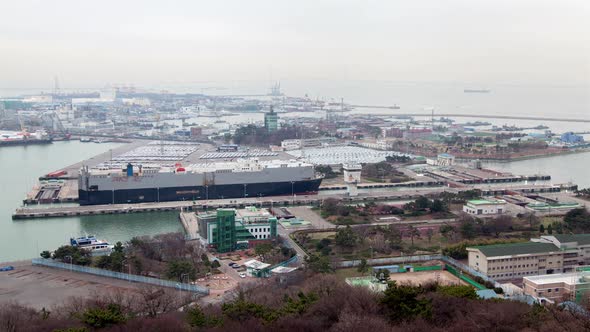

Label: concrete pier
[12,183,576,220]
[179,211,199,240]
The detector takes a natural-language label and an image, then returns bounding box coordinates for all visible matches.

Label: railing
[32,258,209,295]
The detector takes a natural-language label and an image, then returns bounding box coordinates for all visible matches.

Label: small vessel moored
[70,235,114,255]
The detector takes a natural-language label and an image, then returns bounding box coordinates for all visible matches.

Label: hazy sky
[1,0,588,89]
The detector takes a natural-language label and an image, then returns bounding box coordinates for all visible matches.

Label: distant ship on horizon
[464,89,491,93]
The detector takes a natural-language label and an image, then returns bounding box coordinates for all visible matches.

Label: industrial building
[196,207,278,253]
[426,153,455,167]
[468,234,590,281]
[463,199,507,215]
[560,132,584,144]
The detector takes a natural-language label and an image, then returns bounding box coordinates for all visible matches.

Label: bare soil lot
[388,270,466,286]
[0,261,142,309]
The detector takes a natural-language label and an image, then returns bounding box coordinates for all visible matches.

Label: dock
[351,109,590,123]
[12,183,577,220]
[179,211,199,240]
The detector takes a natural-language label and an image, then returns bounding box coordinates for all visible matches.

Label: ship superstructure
[78,159,322,205]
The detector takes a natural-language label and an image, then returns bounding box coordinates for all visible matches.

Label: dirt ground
[388,270,466,286]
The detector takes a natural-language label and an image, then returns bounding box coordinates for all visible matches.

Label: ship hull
[79,178,322,205]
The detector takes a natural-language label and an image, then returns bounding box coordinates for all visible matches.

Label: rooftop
[244,259,271,270]
[553,234,590,246]
[523,272,585,286]
[467,199,507,206]
[472,242,559,257]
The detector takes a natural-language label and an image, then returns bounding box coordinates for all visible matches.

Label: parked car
[0,266,15,272]
[232,264,241,269]
[228,262,236,267]
[239,273,246,278]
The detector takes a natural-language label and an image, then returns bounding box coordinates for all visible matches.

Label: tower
[264,105,278,133]
[53,76,60,96]
[343,164,362,197]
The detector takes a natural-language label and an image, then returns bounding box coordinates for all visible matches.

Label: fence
[32,258,209,295]
[269,255,299,271]
[440,256,501,288]
[336,254,500,288]
[414,265,442,272]
[336,254,443,268]
[445,264,487,290]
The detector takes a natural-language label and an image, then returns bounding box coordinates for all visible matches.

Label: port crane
[40,111,70,140]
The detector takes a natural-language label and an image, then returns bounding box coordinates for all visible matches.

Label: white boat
[70,235,114,255]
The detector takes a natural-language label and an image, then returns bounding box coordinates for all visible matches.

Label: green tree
[437,285,477,299]
[335,225,358,248]
[564,208,590,232]
[430,199,448,213]
[460,221,476,239]
[81,304,126,328]
[186,304,222,328]
[211,260,221,269]
[415,196,430,210]
[95,255,112,269]
[305,254,333,273]
[166,260,196,281]
[357,258,369,275]
[52,245,91,265]
[539,224,545,233]
[254,243,273,260]
[40,250,51,259]
[547,224,553,235]
[380,281,431,322]
[113,241,124,254]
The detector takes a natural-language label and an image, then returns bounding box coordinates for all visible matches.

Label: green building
[197,207,278,253]
[264,106,278,133]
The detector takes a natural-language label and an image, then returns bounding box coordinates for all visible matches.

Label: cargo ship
[78,159,323,205]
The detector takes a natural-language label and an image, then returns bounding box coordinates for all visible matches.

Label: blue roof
[438,153,454,158]
[476,289,499,299]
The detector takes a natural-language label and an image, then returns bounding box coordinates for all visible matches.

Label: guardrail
[32,258,209,295]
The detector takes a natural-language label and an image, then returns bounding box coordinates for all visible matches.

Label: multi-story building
[196,207,278,253]
[264,107,278,133]
[522,272,590,302]
[468,234,590,281]
[463,199,506,215]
